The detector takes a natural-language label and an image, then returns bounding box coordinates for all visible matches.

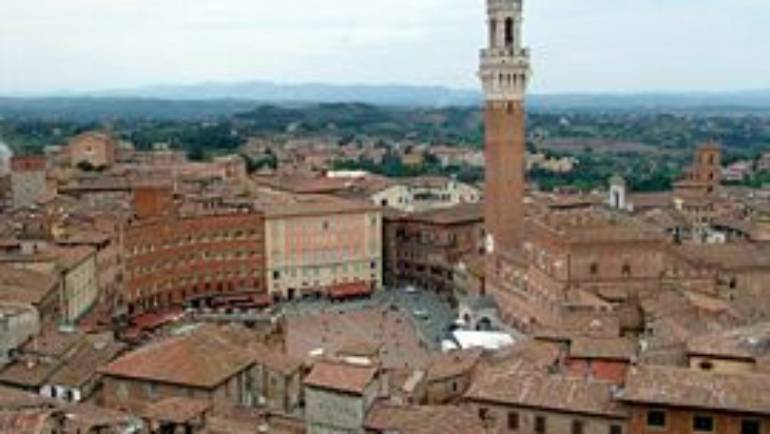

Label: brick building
[122,203,266,315]
[464,361,628,434]
[487,209,671,330]
[304,360,383,434]
[67,132,116,169]
[383,203,484,293]
[620,366,770,434]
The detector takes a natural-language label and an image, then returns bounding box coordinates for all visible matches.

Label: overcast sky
[1,0,769,95]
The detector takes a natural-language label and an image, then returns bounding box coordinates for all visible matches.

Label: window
[590,262,599,275]
[572,420,585,434]
[478,407,489,421]
[610,425,623,434]
[504,17,514,46]
[741,419,761,434]
[507,412,519,430]
[622,263,632,277]
[535,416,546,434]
[693,415,714,432]
[647,410,667,429]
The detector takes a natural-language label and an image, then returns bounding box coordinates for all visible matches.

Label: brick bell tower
[480,0,531,254]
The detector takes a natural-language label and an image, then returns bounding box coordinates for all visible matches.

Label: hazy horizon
[2,0,770,95]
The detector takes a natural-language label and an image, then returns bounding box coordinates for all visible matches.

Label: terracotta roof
[304,360,378,395]
[408,203,484,225]
[0,410,54,434]
[260,194,378,218]
[621,366,770,415]
[675,243,770,270]
[140,397,211,424]
[209,326,303,375]
[466,363,626,418]
[569,337,637,361]
[365,404,486,434]
[100,326,254,388]
[687,322,770,361]
[425,349,481,382]
[47,333,126,388]
[62,404,134,432]
[0,386,54,410]
[0,266,58,294]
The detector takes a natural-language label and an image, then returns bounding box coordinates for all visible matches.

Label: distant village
[2,0,770,434]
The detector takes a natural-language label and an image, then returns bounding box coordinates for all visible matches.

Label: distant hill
[1,83,770,121]
[81,82,770,110]
[84,82,481,107]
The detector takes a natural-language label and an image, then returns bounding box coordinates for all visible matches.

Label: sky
[1,0,769,95]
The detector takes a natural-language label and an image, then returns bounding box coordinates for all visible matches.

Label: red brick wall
[11,155,46,171]
[122,212,266,313]
[132,185,174,220]
[485,101,526,252]
[628,406,770,434]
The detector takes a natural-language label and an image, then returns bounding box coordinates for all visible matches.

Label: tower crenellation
[480,0,531,102]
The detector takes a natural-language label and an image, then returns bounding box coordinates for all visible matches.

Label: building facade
[264,199,382,300]
[304,361,381,434]
[67,132,116,169]
[122,209,267,315]
[0,303,40,368]
[383,204,484,293]
[370,178,481,213]
[10,155,47,209]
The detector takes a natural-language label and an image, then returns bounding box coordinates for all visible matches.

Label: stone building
[383,203,484,293]
[99,326,258,413]
[10,155,47,209]
[0,265,60,325]
[620,365,770,434]
[304,360,382,434]
[0,242,98,326]
[263,196,382,301]
[369,177,481,213]
[67,132,116,169]
[0,303,40,368]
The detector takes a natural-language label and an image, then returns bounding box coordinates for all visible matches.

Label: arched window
[505,18,514,46]
[489,19,497,47]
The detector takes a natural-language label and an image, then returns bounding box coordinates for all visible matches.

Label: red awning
[328,282,372,299]
[131,308,183,330]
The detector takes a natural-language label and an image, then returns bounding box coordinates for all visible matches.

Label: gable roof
[620,365,770,415]
[99,327,254,388]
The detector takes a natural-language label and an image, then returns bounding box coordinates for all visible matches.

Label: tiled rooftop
[304,360,378,395]
[100,325,254,388]
[621,365,770,415]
